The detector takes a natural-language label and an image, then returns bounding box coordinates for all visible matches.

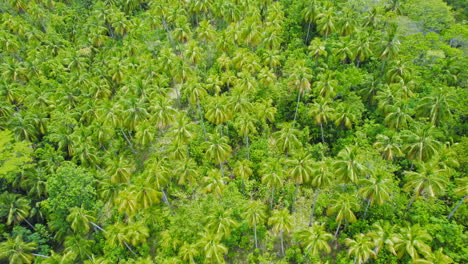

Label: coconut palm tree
[268,208,293,256]
[309,38,327,66]
[0,192,31,226]
[367,220,397,256]
[286,151,314,212]
[66,206,96,234]
[242,200,267,249]
[272,122,302,156]
[314,71,338,99]
[203,133,232,172]
[358,172,393,217]
[234,114,257,160]
[345,233,376,264]
[333,146,366,184]
[197,231,228,264]
[308,160,333,226]
[448,177,468,220]
[373,134,403,161]
[391,224,432,260]
[302,1,319,42]
[288,61,312,122]
[316,8,336,38]
[401,126,442,163]
[413,248,453,264]
[415,91,454,127]
[0,236,37,264]
[179,242,199,263]
[203,169,229,198]
[261,160,284,209]
[206,209,238,238]
[308,98,335,143]
[296,223,333,258]
[403,162,449,211]
[327,193,360,238]
[384,104,413,130]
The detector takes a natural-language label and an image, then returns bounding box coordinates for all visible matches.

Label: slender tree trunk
[32,253,50,259]
[305,22,311,43]
[380,58,387,76]
[405,195,416,213]
[334,221,342,239]
[293,91,301,123]
[24,219,35,230]
[124,241,138,256]
[90,221,106,233]
[245,134,250,160]
[270,188,275,210]
[291,182,299,212]
[120,128,136,154]
[363,199,371,219]
[353,255,358,264]
[448,194,467,220]
[308,188,320,227]
[320,122,325,143]
[162,18,177,52]
[196,98,207,140]
[254,223,258,249]
[162,189,174,215]
[280,230,285,256]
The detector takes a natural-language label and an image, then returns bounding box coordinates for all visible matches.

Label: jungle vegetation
[0,0,467,263]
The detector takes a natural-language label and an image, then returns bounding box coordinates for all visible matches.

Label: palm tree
[286,151,314,212]
[233,159,253,193]
[66,206,96,234]
[327,193,360,238]
[42,251,76,264]
[345,233,376,264]
[448,177,468,220]
[261,160,284,209]
[296,223,333,258]
[308,38,327,66]
[314,71,338,99]
[0,192,31,226]
[179,242,199,263]
[197,232,228,264]
[413,248,453,264]
[384,104,413,130]
[401,126,442,163]
[203,169,229,198]
[242,200,267,249]
[203,133,232,172]
[373,134,403,161]
[391,224,432,260]
[352,31,373,67]
[288,61,312,122]
[308,160,333,226]
[316,8,336,38]
[272,122,302,156]
[64,235,94,261]
[268,208,293,256]
[416,91,454,126]
[333,147,366,184]
[358,172,393,218]
[403,163,449,211]
[379,25,400,74]
[367,220,397,256]
[234,114,257,160]
[302,1,319,42]
[206,209,238,238]
[0,236,37,264]
[205,96,232,129]
[308,98,335,143]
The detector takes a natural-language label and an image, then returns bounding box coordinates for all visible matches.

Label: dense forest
[0,0,467,263]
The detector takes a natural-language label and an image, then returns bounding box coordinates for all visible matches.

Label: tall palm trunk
[308,188,320,226]
[405,195,416,213]
[363,199,371,219]
[245,133,250,160]
[196,98,207,140]
[293,91,301,122]
[353,255,358,264]
[305,22,312,43]
[120,128,136,154]
[162,189,174,215]
[280,230,285,256]
[254,223,258,249]
[334,221,342,239]
[320,122,325,143]
[270,188,275,210]
[448,194,467,220]
[291,182,300,212]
